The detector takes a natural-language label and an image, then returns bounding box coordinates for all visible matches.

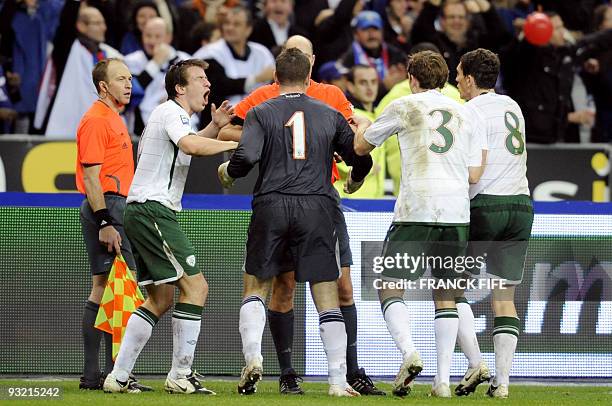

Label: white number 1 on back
[286,111,306,160]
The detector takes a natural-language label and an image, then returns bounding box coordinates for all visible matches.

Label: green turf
[0,379,610,405]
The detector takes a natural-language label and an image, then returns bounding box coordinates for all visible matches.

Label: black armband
[94,208,114,230]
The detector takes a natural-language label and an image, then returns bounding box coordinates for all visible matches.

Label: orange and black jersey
[227,93,372,197]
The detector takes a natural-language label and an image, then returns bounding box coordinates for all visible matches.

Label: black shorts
[278,189,352,271]
[245,193,341,283]
[80,196,136,275]
[332,188,353,267]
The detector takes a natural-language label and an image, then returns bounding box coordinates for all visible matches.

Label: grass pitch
[0,379,610,405]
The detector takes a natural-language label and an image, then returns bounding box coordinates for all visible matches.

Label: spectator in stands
[0,64,17,133]
[125,17,190,134]
[0,0,63,134]
[501,11,612,143]
[335,64,387,199]
[293,0,330,35]
[309,0,360,74]
[116,0,179,48]
[583,3,612,142]
[535,0,599,34]
[339,10,407,102]
[382,0,417,53]
[317,60,348,92]
[495,0,533,36]
[175,0,240,52]
[193,5,275,124]
[119,1,160,55]
[87,0,122,48]
[411,0,511,84]
[187,21,221,55]
[249,0,308,55]
[34,2,122,138]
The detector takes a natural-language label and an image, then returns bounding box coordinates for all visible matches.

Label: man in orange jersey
[75,58,149,392]
[218,35,384,396]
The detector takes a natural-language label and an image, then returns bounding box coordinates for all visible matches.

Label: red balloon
[524,12,553,46]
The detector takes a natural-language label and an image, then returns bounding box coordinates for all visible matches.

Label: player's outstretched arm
[218,124,244,142]
[178,135,238,156]
[198,101,235,139]
[353,124,376,156]
[223,109,265,179]
[343,167,366,194]
[333,113,374,190]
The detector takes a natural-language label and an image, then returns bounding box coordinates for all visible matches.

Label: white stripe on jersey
[127,100,194,211]
[364,89,485,224]
[467,93,530,199]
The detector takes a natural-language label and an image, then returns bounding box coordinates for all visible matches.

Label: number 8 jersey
[364,89,486,224]
[466,93,529,199]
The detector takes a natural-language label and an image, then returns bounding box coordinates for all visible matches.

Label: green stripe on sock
[381,297,404,315]
[493,316,520,337]
[435,308,458,319]
[135,307,159,327]
[173,303,203,320]
[454,296,469,305]
[172,311,201,320]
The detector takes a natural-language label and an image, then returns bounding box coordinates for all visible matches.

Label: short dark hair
[191,21,217,44]
[130,1,159,32]
[460,48,500,89]
[441,0,467,17]
[227,5,253,27]
[92,58,123,93]
[409,41,440,55]
[407,50,448,89]
[165,59,209,99]
[275,48,311,86]
[347,64,376,84]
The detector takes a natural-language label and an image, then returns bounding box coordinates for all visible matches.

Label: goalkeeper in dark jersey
[218,48,373,397]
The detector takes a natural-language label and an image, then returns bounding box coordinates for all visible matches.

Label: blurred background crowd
[0,0,611,197]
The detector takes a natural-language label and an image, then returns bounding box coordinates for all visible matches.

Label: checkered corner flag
[94,255,145,360]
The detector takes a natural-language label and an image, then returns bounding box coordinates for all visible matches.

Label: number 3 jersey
[364,89,486,225]
[227,93,372,198]
[467,93,530,199]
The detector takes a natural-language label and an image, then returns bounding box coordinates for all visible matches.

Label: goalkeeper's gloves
[343,168,365,194]
[217,161,235,188]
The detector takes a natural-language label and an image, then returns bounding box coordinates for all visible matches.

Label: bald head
[144,17,169,35]
[77,7,106,43]
[143,17,171,56]
[284,35,313,57]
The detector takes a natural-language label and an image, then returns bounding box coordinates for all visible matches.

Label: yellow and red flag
[95,255,144,360]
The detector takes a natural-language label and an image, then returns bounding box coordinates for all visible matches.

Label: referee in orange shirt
[218,36,384,396]
[75,58,149,392]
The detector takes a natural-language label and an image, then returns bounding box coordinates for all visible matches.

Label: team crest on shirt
[186,255,196,267]
[181,115,190,125]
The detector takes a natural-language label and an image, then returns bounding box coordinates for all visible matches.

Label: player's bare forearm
[198,100,235,138]
[354,127,376,156]
[217,124,244,142]
[468,150,488,184]
[196,122,222,138]
[82,165,106,211]
[178,135,238,156]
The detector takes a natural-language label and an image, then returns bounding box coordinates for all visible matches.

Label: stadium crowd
[0,0,611,196]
